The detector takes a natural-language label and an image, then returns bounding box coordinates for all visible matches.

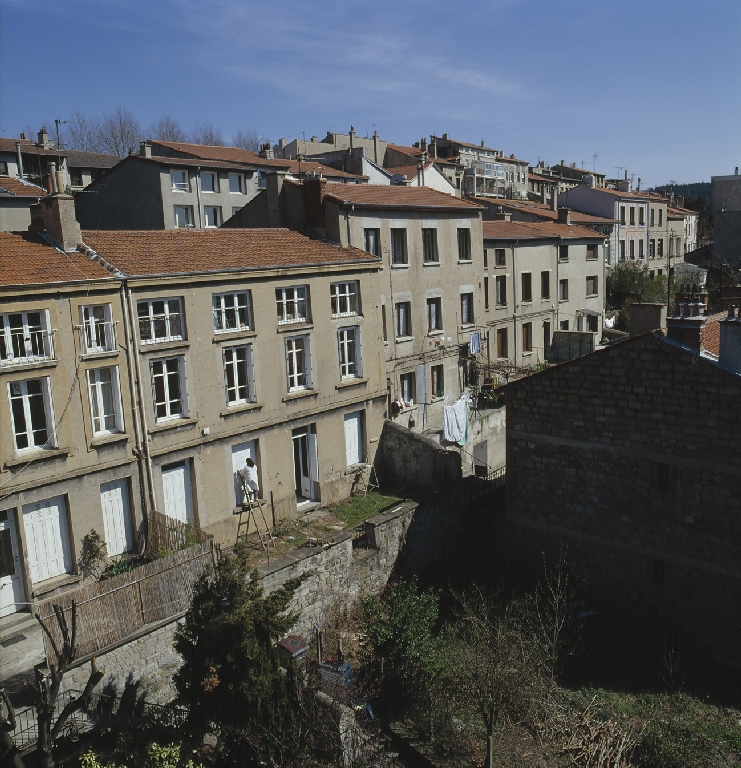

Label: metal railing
[0,329,55,367]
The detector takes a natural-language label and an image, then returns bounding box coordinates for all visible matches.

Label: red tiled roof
[0,137,61,157]
[81,228,379,277]
[589,186,647,199]
[387,144,424,157]
[0,232,111,286]
[323,184,479,210]
[474,198,617,224]
[483,220,606,241]
[0,176,46,197]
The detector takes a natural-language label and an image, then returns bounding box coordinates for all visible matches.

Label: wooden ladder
[235,474,275,551]
[353,463,379,497]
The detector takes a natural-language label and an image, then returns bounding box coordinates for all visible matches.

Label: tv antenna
[593,153,598,172]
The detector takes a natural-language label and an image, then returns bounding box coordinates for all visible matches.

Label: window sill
[220,402,263,417]
[32,572,81,598]
[282,389,318,403]
[213,329,256,342]
[558,299,569,304]
[460,324,476,331]
[0,358,58,372]
[139,340,189,353]
[391,263,409,269]
[336,377,367,390]
[276,322,313,334]
[80,349,119,361]
[522,351,534,357]
[586,294,599,299]
[457,260,473,265]
[91,432,130,447]
[395,336,414,344]
[5,446,71,468]
[541,298,551,303]
[494,264,507,269]
[427,330,444,338]
[148,417,198,434]
[423,261,440,267]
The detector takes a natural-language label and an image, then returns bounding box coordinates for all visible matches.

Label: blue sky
[1,0,739,187]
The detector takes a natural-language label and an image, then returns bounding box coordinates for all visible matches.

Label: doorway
[292,425,317,503]
[162,461,194,523]
[0,510,24,617]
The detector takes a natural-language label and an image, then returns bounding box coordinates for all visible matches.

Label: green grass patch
[331,492,402,528]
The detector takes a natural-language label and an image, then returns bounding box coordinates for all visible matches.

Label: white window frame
[137,298,184,344]
[0,310,53,366]
[338,327,361,379]
[80,304,115,354]
[173,205,194,228]
[170,169,189,192]
[228,172,243,193]
[330,282,359,318]
[276,286,309,325]
[87,366,124,436]
[203,206,222,228]
[8,377,56,453]
[213,291,253,333]
[285,335,311,391]
[151,356,186,422]
[223,344,255,405]
[201,172,218,193]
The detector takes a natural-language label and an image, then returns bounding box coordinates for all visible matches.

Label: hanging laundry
[443,397,469,443]
[469,331,481,354]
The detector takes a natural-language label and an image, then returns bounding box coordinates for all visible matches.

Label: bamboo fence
[38,538,216,663]
[144,509,211,559]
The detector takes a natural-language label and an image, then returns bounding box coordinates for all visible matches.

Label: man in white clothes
[243,457,259,500]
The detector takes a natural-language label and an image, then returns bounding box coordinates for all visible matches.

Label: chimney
[349,126,355,150]
[584,174,595,188]
[624,170,628,180]
[540,187,547,205]
[40,194,81,251]
[637,177,641,192]
[48,162,58,193]
[560,159,565,167]
[630,303,667,336]
[420,137,428,153]
[259,142,274,160]
[493,211,511,221]
[140,140,152,158]
[373,130,379,164]
[55,169,65,195]
[37,128,50,149]
[303,177,327,236]
[550,191,558,212]
[265,171,286,228]
[571,162,576,169]
[431,138,437,159]
[15,141,24,178]
[735,167,739,175]
[480,140,485,148]
[558,209,571,225]
[443,133,449,140]
[719,306,741,372]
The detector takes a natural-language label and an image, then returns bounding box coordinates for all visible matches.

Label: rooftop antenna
[593,153,598,172]
[614,166,624,179]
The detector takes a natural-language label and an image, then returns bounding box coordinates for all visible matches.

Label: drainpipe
[15,142,24,178]
[346,205,353,247]
[123,281,157,514]
[195,168,203,228]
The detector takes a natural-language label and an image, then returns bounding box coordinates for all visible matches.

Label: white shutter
[100,479,134,557]
[231,440,257,506]
[22,496,71,583]
[162,462,194,523]
[344,412,362,467]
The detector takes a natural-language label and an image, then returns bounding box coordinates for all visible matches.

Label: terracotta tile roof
[0,176,46,197]
[474,197,617,224]
[527,173,556,183]
[0,137,61,157]
[323,184,480,210]
[499,154,529,165]
[81,228,379,277]
[387,144,424,157]
[483,220,606,241]
[432,136,496,153]
[589,186,647,199]
[64,150,120,169]
[0,232,111,286]
[668,206,695,218]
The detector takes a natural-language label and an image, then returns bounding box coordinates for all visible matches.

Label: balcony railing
[0,328,55,367]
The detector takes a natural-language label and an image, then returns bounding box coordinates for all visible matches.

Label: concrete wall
[0,199,35,232]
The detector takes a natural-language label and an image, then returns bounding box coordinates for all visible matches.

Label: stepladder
[235,473,275,551]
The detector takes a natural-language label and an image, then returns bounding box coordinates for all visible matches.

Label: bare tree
[233,128,264,153]
[189,121,224,146]
[149,115,187,143]
[32,601,104,768]
[0,688,25,768]
[95,108,143,157]
[62,112,102,152]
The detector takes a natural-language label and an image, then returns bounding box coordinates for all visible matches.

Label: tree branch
[50,658,104,741]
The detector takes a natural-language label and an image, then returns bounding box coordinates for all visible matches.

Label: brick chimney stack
[41,194,82,252]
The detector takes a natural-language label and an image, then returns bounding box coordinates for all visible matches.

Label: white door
[344,412,363,467]
[231,440,257,506]
[100,479,134,557]
[0,512,25,617]
[22,495,72,584]
[162,462,194,523]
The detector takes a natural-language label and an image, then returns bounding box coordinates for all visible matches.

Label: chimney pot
[735,167,739,175]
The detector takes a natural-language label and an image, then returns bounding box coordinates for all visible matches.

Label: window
[649,239,656,258]
[560,320,569,330]
[228,172,243,193]
[620,206,626,225]
[87,366,123,435]
[231,207,241,217]
[587,314,599,332]
[639,240,645,259]
[460,293,474,325]
[173,205,194,228]
[257,171,266,190]
[9,378,55,452]
[276,286,309,324]
[391,228,408,264]
[620,240,626,261]
[171,170,189,192]
[338,327,360,378]
[0,310,53,365]
[69,168,83,187]
[559,279,569,301]
[285,336,310,390]
[659,209,663,226]
[544,320,551,351]
[364,228,380,257]
[629,207,635,226]
[586,244,598,260]
[427,298,443,332]
[650,209,655,227]
[137,298,184,343]
[496,275,507,306]
[223,345,254,404]
[399,372,415,403]
[201,172,218,193]
[586,275,598,296]
[395,302,411,338]
[521,273,532,302]
[629,240,635,259]
[559,245,569,262]
[151,356,185,421]
[657,239,664,258]
[431,364,444,397]
[213,291,253,333]
[541,271,550,299]
[484,277,489,309]
[330,282,359,317]
[495,248,506,266]
[422,229,439,263]
[457,228,472,261]
[81,304,114,353]
[204,206,222,227]
[639,207,645,225]
[496,328,508,358]
[522,322,533,353]
[0,160,8,175]
[483,248,488,268]
[381,304,388,342]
